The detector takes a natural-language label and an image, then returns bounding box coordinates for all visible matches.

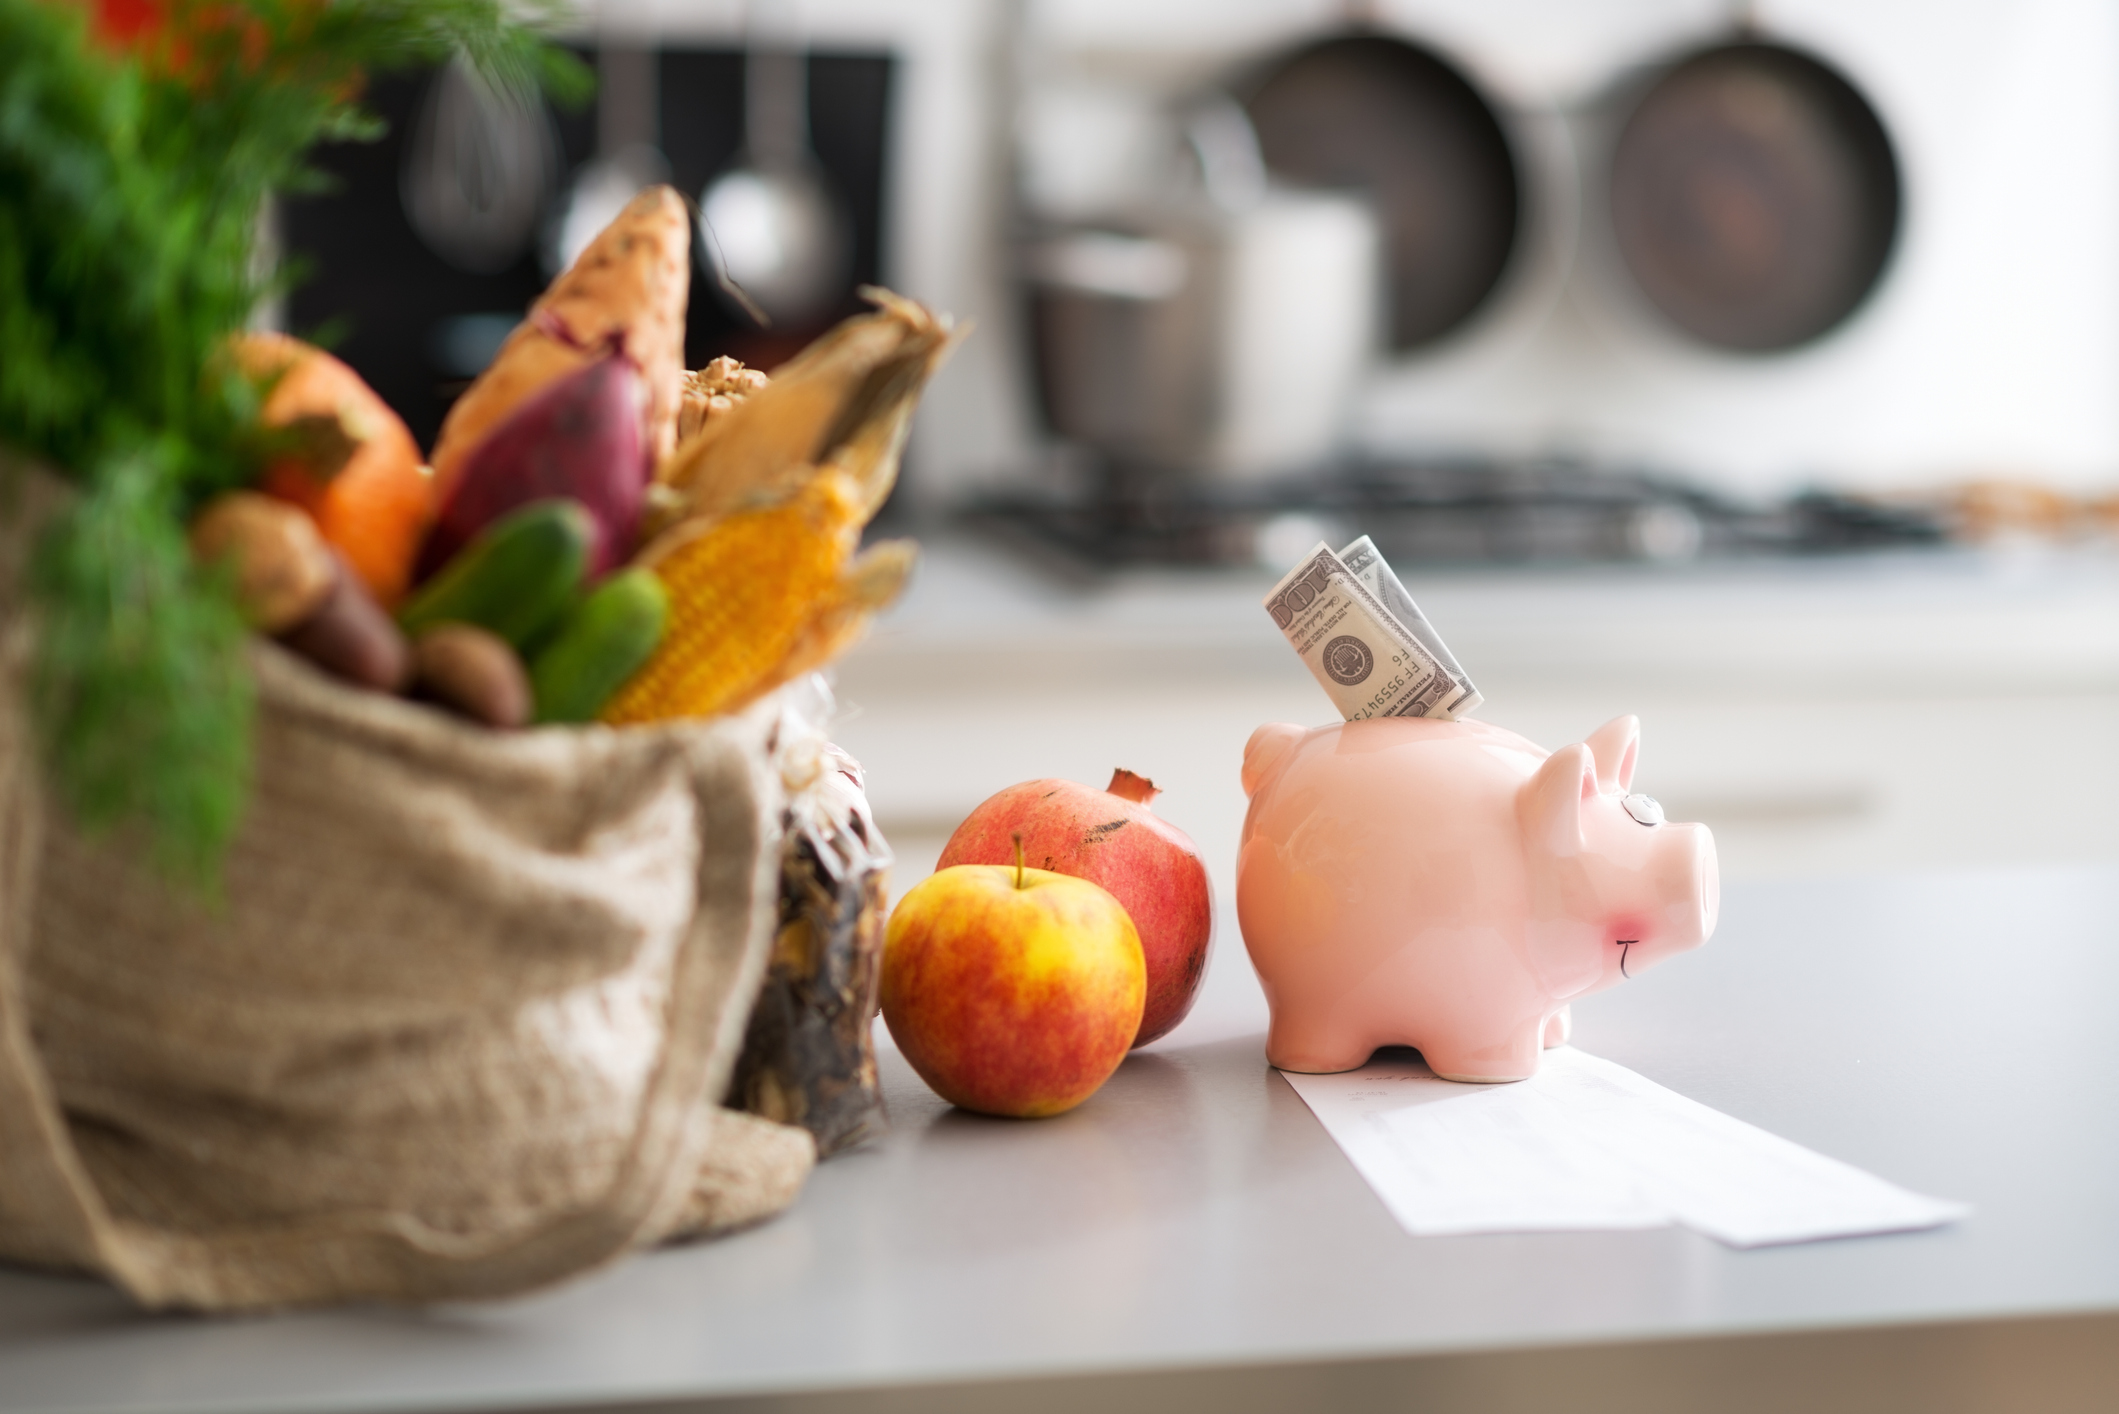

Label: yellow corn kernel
[774,539,918,687]
[601,471,863,724]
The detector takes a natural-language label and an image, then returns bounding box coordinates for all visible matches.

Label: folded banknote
[1262,542,1472,721]
[1338,535,1482,717]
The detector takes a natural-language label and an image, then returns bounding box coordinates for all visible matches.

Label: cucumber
[399,499,593,650]
[529,568,670,724]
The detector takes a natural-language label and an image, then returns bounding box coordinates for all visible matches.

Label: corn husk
[649,287,961,534]
[607,290,958,725]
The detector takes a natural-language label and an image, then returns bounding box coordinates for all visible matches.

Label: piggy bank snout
[1650,821,1719,952]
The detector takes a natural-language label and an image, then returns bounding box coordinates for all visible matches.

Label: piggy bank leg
[1423,1025,1545,1084]
[1265,1016,1380,1075]
[1543,1006,1572,1048]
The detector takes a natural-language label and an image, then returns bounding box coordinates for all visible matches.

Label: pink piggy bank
[1237,715,1717,1082]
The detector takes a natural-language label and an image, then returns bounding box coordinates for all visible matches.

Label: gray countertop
[3,863,2118,1413]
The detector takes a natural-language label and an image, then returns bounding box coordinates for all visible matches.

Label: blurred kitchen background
[280,0,2119,924]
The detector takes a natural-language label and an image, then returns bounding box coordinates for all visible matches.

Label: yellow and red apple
[882,856,1145,1118]
[937,769,1212,1047]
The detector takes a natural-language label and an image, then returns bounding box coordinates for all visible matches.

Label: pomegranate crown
[1106,769,1161,807]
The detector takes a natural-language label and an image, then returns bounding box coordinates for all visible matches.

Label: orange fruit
[234,332,433,609]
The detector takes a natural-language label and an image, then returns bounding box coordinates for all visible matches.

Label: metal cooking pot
[1025,101,1382,486]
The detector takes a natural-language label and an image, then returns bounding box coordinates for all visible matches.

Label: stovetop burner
[967,460,1947,571]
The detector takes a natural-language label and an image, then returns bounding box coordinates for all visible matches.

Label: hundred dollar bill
[1262,543,1470,721]
[1338,535,1484,717]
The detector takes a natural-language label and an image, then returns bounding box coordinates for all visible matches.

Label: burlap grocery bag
[0,471,814,1310]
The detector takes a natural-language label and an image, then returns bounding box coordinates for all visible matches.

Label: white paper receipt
[1279,1047,1968,1247]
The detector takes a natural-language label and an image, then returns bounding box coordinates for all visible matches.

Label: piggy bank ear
[1521,743,1599,857]
[1242,723,1307,798]
[1585,715,1640,794]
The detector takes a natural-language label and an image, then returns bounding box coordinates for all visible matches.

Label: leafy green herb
[25,449,255,884]
[0,0,587,888]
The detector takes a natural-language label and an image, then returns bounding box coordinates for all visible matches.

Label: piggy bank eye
[1622,794,1665,826]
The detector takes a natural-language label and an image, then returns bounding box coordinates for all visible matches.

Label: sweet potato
[428,185,690,504]
[414,356,648,582]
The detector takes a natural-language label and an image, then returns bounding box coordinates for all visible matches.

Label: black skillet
[1240,33,1521,355]
[1607,40,1901,352]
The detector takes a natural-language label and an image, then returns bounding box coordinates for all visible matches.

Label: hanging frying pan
[1240,33,1521,353]
[1606,40,1901,352]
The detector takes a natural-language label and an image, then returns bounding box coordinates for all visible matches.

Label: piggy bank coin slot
[1622,794,1665,826]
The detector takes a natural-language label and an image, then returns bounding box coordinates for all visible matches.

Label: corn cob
[648,288,963,537]
[773,539,918,686]
[600,470,871,724]
[677,356,770,443]
[605,290,950,723]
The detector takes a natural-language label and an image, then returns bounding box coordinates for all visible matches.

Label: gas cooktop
[966,460,1947,573]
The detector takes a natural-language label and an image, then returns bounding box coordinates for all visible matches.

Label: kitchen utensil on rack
[548,19,673,277]
[401,56,559,275]
[1240,33,1521,354]
[699,0,850,327]
[1605,39,1900,351]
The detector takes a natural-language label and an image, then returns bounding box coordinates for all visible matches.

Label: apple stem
[1012,832,1025,889]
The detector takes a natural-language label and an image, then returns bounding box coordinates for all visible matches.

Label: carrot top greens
[0,0,586,885]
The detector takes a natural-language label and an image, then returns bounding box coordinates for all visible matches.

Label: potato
[278,555,411,692]
[412,623,531,729]
[188,492,335,633]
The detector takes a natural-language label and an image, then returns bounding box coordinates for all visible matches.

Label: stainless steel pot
[1024,102,1382,486]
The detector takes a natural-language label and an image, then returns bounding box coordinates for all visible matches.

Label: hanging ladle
[547,8,673,276]
[699,0,850,327]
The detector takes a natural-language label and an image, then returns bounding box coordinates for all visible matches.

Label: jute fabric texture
[0,468,813,1310]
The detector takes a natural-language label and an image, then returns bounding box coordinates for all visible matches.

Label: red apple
[937,770,1213,1048]
[882,856,1145,1118]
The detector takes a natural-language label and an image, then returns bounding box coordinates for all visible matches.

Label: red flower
[84,0,280,85]
[90,0,166,50]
